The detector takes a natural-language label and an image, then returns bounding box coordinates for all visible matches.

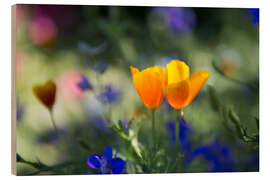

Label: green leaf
[77,138,91,151]
[207,85,221,112]
[117,120,124,131]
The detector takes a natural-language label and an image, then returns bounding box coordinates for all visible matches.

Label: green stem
[176,110,181,151]
[49,109,59,136]
[151,110,156,151]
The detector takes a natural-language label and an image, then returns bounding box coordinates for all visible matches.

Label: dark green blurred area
[15,5,259,175]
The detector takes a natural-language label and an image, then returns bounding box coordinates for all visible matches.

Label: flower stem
[176,110,181,151]
[49,109,59,136]
[151,109,156,151]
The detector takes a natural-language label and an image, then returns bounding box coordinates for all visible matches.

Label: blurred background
[15,4,259,175]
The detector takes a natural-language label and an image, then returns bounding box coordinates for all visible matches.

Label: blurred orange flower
[33,80,56,110]
[221,58,237,76]
[130,66,166,110]
[163,60,210,110]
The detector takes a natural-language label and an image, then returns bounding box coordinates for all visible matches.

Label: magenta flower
[29,16,58,46]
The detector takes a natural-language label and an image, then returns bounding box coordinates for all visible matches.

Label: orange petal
[33,80,56,109]
[130,66,139,76]
[186,70,210,105]
[145,66,167,87]
[133,70,163,109]
[166,60,190,85]
[163,80,190,110]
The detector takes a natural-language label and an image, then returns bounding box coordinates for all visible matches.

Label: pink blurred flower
[58,71,85,100]
[29,16,58,46]
[16,5,26,27]
[16,50,27,77]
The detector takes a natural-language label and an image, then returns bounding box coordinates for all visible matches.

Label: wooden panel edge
[11,4,17,176]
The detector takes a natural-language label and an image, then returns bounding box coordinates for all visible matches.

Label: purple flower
[153,7,196,33]
[97,85,122,104]
[87,146,125,174]
[77,74,93,91]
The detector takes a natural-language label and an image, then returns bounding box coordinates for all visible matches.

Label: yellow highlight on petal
[33,80,56,110]
[163,60,210,110]
[167,60,190,85]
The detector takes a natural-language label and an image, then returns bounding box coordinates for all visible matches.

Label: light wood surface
[11,4,17,175]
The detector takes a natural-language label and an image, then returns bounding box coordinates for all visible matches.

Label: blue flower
[37,128,66,144]
[78,74,93,91]
[120,119,129,135]
[186,138,237,172]
[87,146,125,174]
[153,7,196,33]
[166,116,237,172]
[91,115,111,133]
[16,100,24,122]
[97,85,122,104]
[166,116,192,154]
[247,8,259,25]
[94,62,108,74]
[78,41,106,55]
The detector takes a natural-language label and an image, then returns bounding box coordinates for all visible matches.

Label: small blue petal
[94,62,108,74]
[120,120,129,135]
[92,116,110,133]
[111,158,125,174]
[166,121,176,142]
[97,85,121,103]
[16,101,24,122]
[78,74,93,91]
[247,8,259,25]
[78,41,106,55]
[103,146,113,162]
[37,128,66,144]
[87,154,102,169]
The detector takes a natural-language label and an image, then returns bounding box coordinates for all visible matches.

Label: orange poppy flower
[163,60,210,110]
[130,65,166,110]
[33,80,56,110]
